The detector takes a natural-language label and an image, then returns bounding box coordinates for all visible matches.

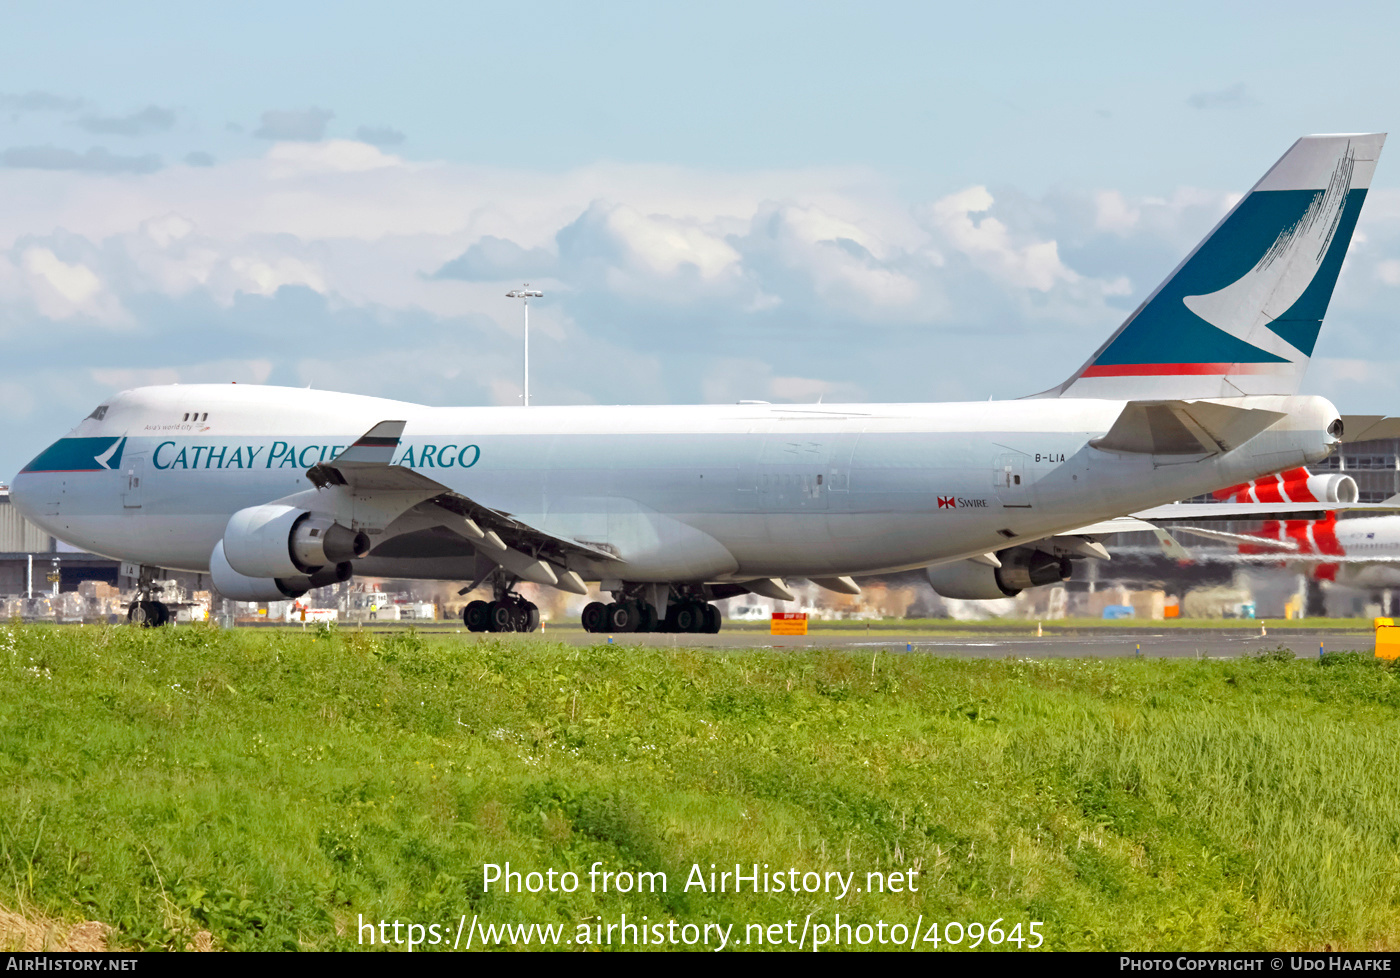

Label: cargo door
[758,437,829,512]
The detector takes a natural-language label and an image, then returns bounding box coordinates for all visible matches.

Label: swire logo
[937,496,955,509]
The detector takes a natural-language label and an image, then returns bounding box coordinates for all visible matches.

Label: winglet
[333,421,406,464]
[308,420,409,488]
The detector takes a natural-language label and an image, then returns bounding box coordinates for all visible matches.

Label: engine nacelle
[1214,467,1358,505]
[210,540,309,602]
[223,504,369,578]
[996,548,1072,592]
[927,547,1073,599]
[1289,472,1358,504]
[291,517,371,570]
[279,562,354,594]
[926,559,1011,599]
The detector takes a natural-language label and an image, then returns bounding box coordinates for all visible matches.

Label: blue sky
[3,1,1400,477]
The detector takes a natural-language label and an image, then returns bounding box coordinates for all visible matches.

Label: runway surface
[457,626,1374,658]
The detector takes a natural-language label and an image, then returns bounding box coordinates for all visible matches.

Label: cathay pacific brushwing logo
[1182,144,1356,363]
[21,436,126,473]
[94,439,124,469]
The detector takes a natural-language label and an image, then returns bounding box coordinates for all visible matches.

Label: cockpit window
[86,405,108,421]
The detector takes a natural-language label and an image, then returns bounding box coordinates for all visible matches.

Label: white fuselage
[11,384,1342,585]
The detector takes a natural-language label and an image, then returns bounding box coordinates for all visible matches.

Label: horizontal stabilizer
[1090,400,1285,455]
[1340,415,1400,442]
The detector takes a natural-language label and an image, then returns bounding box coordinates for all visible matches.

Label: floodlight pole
[506,286,543,406]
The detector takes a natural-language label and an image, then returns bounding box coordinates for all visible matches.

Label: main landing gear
[581,597,719,634]
[462,594,541,633]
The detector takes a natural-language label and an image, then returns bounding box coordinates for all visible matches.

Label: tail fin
[1049,133,1385,399]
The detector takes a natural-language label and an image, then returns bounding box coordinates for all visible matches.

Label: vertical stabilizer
[1048,133,1384,399]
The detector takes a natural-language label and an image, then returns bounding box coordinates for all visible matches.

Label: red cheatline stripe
[1080,363,1276,377]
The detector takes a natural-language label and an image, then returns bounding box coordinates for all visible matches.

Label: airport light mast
[506,286,543,406]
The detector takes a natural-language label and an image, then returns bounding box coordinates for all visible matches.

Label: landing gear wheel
[605,601,638,632]
[524,603,541,632]
[702,603,720,633]
[674,601,703,633]
[488,600,515,632]
[463,600,490,632]
[581,601,607,633]
[127,600,169,627]
[636,602,658,633]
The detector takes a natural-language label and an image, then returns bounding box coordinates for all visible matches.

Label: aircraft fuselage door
[993,452,1031,508]
[123,456,145,510]
[757,437,829,512]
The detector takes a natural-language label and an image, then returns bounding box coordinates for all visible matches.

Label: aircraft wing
[305,421,621,575]
[1040,518,1191,560]
[1131,499,1400,521]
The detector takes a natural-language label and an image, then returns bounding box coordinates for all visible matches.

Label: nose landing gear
[126,599,170,627]
[126,565,171,627]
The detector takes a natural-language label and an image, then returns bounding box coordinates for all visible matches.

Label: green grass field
[721,616,1371,633]
[3,622,1399,951]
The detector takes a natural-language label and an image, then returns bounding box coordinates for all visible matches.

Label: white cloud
[701,357,865,404]
[265,139,403,176]
[19,247,126,323]
[1094,190,1140,233]
[3,140,1400,476]
[90,358,273,389]
[925,186,1078,292]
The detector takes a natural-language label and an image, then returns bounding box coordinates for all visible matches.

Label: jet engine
[1291,472,1358,504]
[222,504,370,579]
[926,547,1072,599]
[1214,467,1358,505]
[210,541,354,602]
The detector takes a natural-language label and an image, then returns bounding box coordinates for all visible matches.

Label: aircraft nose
[10,437,67,522]
[9,467,41,520]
